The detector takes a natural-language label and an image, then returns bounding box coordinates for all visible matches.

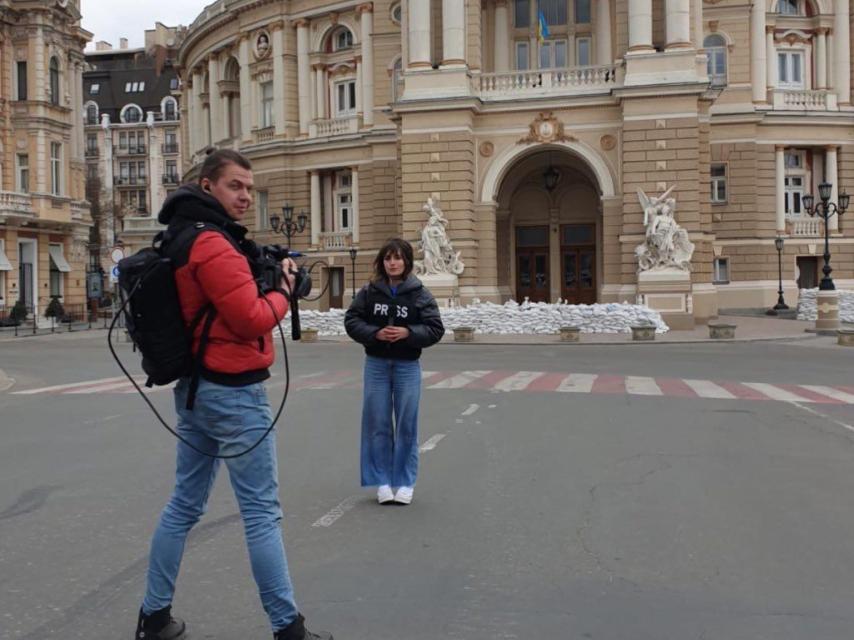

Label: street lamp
[803,181,849,291]
[269,203,308,247]
[766,236,788,315]
[348,247,358,300]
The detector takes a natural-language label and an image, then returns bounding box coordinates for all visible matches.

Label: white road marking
[683,379,735,400]
[801,385,854,404]
[427,370,490,389]
[419,433,446,452]
[311,496,360,528]
[488,404,497,409]
[493,371,545,392]
[11,375,129,395]
[625,376,663,396]
[791,402,854,436]
[461,404,480,416]
[556,373,597,393]
[66,380,141,394]
[742,383,812,403]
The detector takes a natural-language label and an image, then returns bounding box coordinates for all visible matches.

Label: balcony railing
[0,190,35,218]
[319,231,353,250]
[788,217,823,237]
[309,116,360,138]
[116,144,147,156]
[772,89,838,111]
[70,201,88,221]
[476,65,620,100]
[162,173,180,185]
[254,126,275,142]
[114,176,148,186]
[85,147,99,158]
[162,143,179,154]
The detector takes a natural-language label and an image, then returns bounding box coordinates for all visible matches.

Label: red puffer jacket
[158,185,288,381]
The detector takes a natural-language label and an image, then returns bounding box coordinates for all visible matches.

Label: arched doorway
[495,148,604,304]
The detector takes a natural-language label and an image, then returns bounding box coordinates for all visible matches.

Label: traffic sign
[110,247,125,264]
[110,265,120,284]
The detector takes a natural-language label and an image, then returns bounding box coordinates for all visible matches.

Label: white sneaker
[394,486,414,505]
[377,485,395,504]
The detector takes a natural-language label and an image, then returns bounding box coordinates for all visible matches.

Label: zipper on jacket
[258,336,265,352]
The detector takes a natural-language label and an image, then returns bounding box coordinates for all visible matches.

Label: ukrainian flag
[537,10,551,43]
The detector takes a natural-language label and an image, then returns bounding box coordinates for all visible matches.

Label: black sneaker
[274,613,333,640]
[134,606,186,640]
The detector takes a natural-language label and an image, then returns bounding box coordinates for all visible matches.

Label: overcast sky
[81,0,205,50]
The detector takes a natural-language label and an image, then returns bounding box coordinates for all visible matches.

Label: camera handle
[283,267,301,341]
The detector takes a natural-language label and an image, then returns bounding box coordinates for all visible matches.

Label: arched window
[778,0,800,15]
[122,104,142,123]
[85,102,98,125]
[391,3,402,24]
[224,58,241,138]
[333,28,354,51]
[391,57,403,101]
[704,34,727,86]
[49,57,60,105]
[163,98,177,121]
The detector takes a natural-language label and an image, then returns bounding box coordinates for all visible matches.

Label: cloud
[81,0,204,49]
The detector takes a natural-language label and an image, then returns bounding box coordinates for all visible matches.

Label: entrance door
[797,256,819,289]
[515,226,550,302]
[561,224,596,304]
[328,267,344,309]
[18,240,35,313]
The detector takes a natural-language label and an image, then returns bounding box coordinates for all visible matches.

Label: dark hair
[373,238,414,283]
[199,149,252,184]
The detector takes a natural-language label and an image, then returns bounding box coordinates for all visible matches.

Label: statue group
[414,196,465,277]
[635,186,695,272]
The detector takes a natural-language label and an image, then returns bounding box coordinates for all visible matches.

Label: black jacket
[345,275,445,360]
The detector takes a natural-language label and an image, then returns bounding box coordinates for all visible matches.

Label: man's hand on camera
[281,258,297,294]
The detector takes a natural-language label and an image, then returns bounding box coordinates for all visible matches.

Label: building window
[49,244,65,299]
[713,258,729,284]
[576,37,591,66]
[86,103,98,125]
[515,0,530,27]
[16,61,27,100]
[335,80,357,116]
[169,77,179,90]
[122,105,143,123]
[49,57,60,106]
[165,160,178,182]
[704,34,727,86]
[539,39,567,68]
[777,51,804,89]
[516,41,530,70]
[711,163,727,203]
[256,190,269,230]
[334,29,354,51]
[50,143,62,195]
[575,0,592,24]
[391,3,402,24]
[87,163,98,180]
[163,98,177,121]
[16,154,29,193]
[784,150,807,217]
[0,240,7,308]
[335,171,353,231]
[538,0,567,26]
[777,0,800,15]
[260,81,274,128]
[86,133,97,154]
[124,81,145,93]
[89,83,100,95]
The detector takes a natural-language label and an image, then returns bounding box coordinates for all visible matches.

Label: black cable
[108,278,294,460]
[301,259,332,302]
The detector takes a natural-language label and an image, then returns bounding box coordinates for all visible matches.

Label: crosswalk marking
[625,376,663,396]
[683,379,735,400]
[10,370,854,407]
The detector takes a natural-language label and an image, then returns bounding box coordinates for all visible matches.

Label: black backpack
[117,222,222,408]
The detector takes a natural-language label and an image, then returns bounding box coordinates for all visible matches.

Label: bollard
[708,323,737,339]
[631,325,656,341]
[453,326,475,342]
[559,326,581,343]
[300,327,319,343]
[838,329,854,347]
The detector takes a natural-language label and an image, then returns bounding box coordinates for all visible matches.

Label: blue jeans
[360,356,422,488]
[142,378,298,632]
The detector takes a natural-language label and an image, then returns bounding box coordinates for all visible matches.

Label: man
[135,150,332,640]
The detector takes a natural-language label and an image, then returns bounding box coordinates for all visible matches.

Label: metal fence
[0,301,125,337]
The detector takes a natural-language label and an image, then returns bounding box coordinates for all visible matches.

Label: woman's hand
[376,327,410,342]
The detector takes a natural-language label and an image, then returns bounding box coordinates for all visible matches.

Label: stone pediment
[518,112,576,145]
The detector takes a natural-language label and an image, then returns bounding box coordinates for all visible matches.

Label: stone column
[76,64,85,159]
[238,36,252,139]
[355,57,363,115]
[766,27,777,90]
[834,0,850,105]
[776,146,786,232]
[272,22,286,136]
[751,0,767,102]
[442,0,466,65]
[665,0,691,49]
[314,65,326,119]
[358,4,375,126]
[296,19,311,134]
[692,0,703,49]
[628,0,654,52]
[816,28,828,89]
[596,0,612,64]
[310,171,321,246]
[192,68,203,154]
[351,166,360,244]
[826,146,839,232]
[494,0,510,71]
[408,0,432,67]
[69,62,80,159]
[208,55,222,144]
[33,27,45,102]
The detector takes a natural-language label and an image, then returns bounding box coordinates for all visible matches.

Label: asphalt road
[1,331,854,639]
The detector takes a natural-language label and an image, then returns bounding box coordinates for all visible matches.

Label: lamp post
[766,236,788,315]
[803,181,849,332]
[269,203,309,247]
[348,247,358,300]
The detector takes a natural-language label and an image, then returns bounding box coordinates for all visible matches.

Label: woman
[345,238,445,505]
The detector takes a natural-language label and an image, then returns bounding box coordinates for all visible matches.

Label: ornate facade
[0,0,91,317]
[178,0,854,320]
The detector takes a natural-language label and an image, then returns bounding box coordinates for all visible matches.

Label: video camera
[256,244,312,340]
